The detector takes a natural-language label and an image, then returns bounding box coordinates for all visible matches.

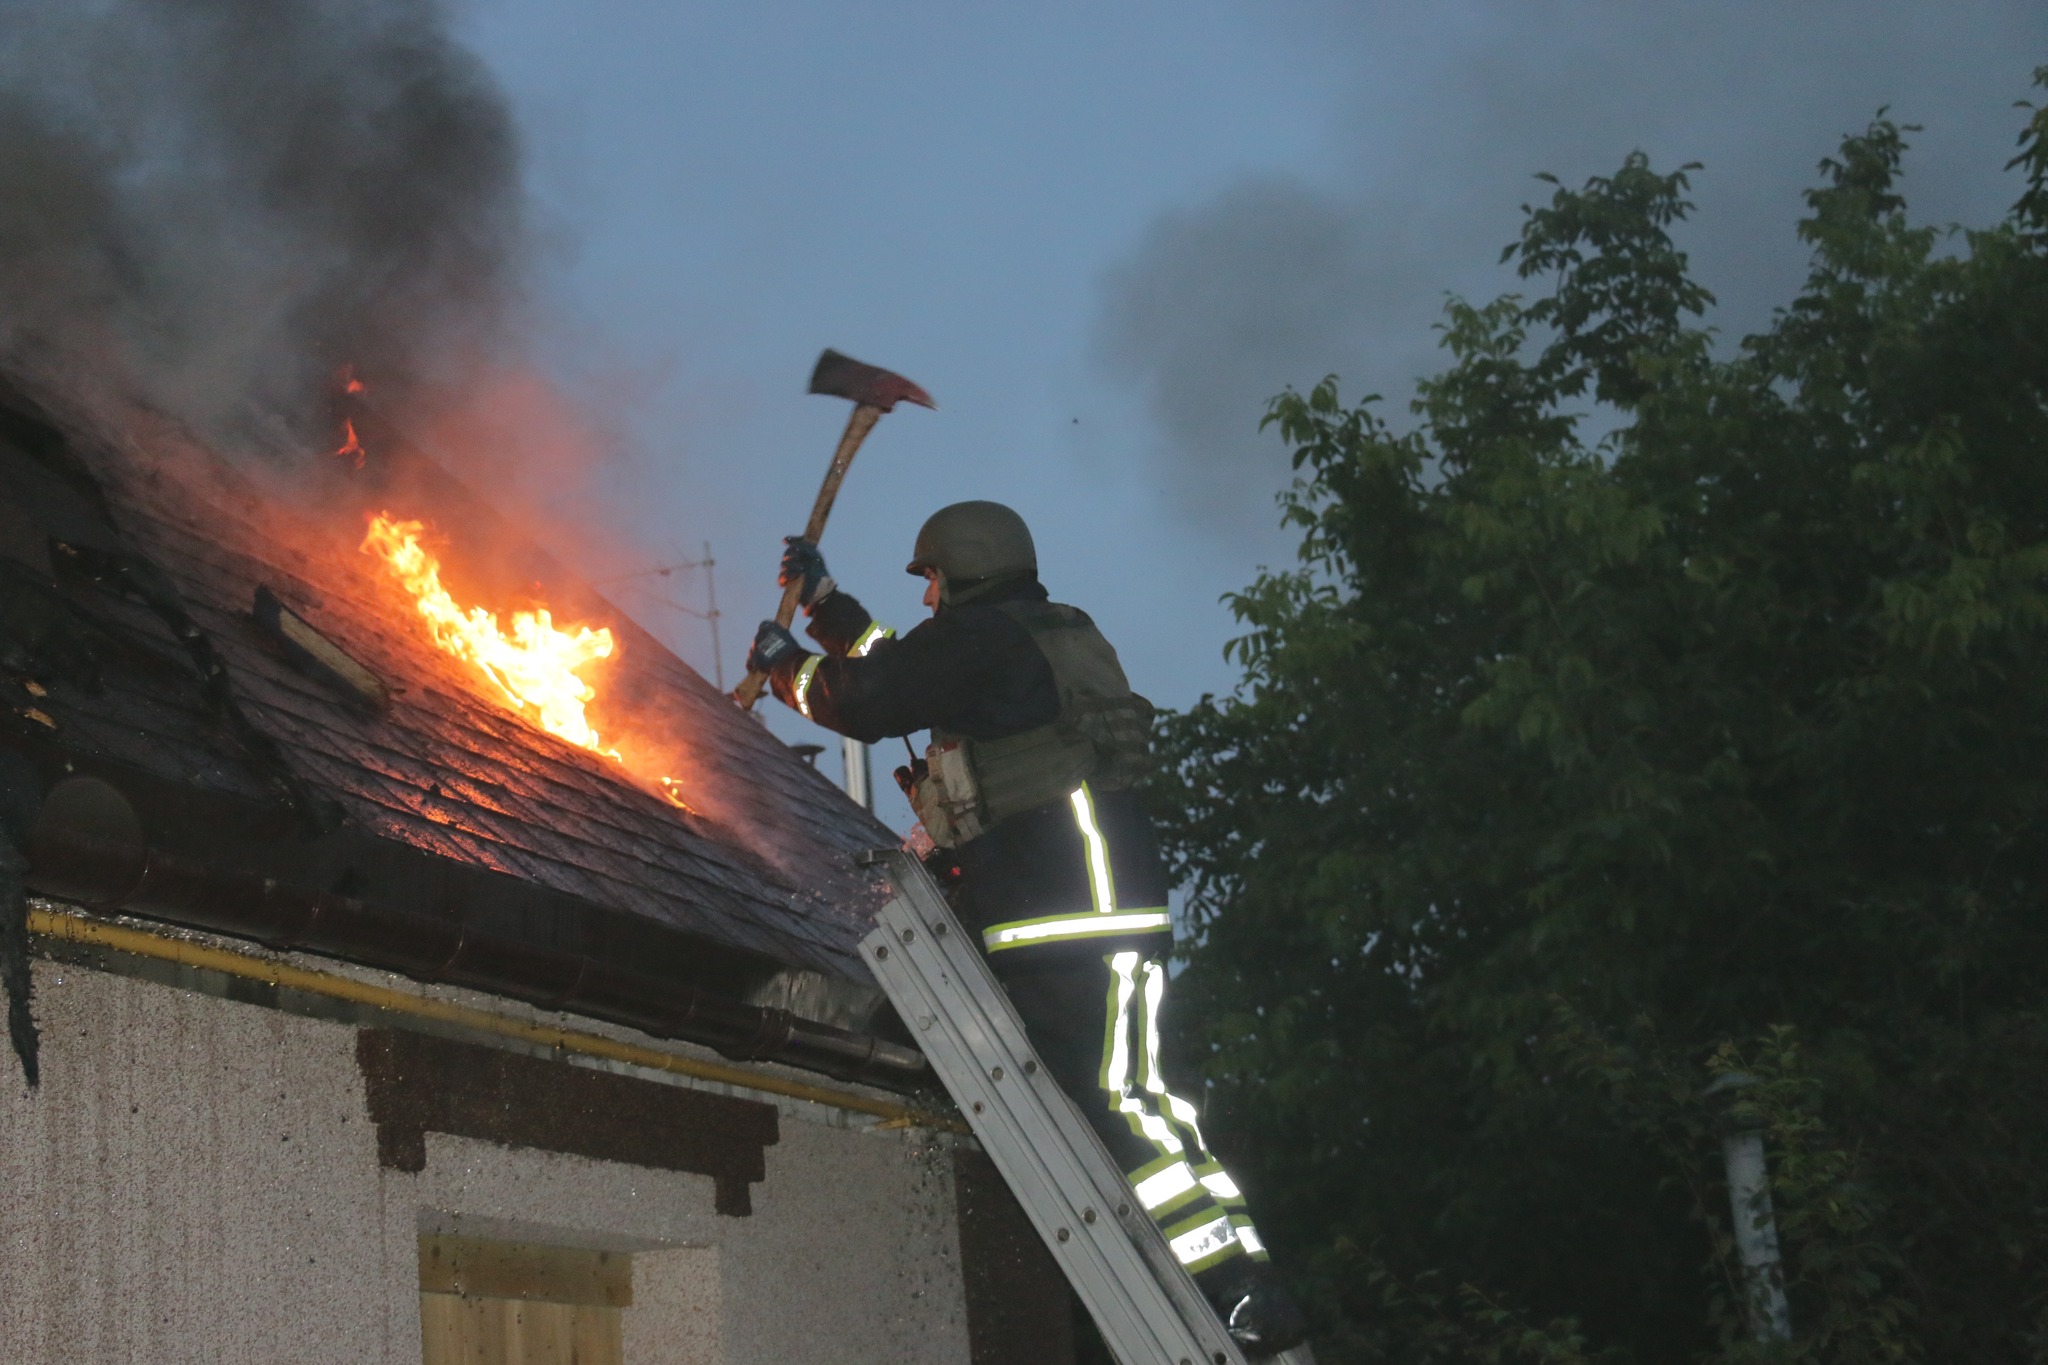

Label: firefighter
[747,500,1308,1360]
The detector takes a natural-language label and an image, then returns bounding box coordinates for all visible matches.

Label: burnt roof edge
[1,742,921,1089]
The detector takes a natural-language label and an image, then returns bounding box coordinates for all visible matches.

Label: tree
[1153,72,2048,1363]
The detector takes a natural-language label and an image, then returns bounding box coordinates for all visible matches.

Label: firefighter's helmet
[905,501,1036,594]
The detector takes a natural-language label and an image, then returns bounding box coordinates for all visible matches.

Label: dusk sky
[450,2,2046,828]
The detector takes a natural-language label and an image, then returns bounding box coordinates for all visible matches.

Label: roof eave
[5,739,924,1090]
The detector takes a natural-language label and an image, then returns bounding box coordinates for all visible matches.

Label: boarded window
[419,1234,631,1365]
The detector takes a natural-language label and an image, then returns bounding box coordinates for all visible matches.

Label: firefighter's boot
[1197,1256,1310,1360]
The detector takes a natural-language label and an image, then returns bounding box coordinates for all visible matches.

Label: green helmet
[905,501,1037,596]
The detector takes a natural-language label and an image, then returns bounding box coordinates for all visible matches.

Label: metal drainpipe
[1705,1071,1792,1343]
[842,736,873,811]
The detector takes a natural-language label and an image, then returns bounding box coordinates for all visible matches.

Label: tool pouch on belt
[909,739,986,848]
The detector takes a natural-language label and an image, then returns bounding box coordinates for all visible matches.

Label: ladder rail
[860,850,1249,1365]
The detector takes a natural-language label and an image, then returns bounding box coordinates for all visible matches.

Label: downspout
[0,828,35,1085]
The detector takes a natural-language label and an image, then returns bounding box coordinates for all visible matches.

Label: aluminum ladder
[859,849,1313,1365]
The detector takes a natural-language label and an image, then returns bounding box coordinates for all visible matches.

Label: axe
[732,348,935,710]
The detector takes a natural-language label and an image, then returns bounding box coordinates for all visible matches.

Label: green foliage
[1152,73,2048,1364]
[1332,1256,1611,1365]
[1545,1014,1916,1365]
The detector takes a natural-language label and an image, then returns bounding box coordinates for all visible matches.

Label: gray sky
[449,1,2046,829]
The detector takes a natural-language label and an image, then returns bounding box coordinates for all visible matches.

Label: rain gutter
[29,903,956,1128]
[24,826,929,1090]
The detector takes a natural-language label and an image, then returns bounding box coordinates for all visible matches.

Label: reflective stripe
[1139,959,1167,1092]
[1068,784,1117,915]
[1100,952,1139,1094]
[1163,1088,1204,1154]
[982,910,1171,953]
[1119,1095,1186,1156]
[851,620,894,658]
[1103,952,1185,1159]
[1127,1154,1209,1219]
[1165,1210,1240,1271]
[1162,1091,1210,1154]
[987,783,1168,951]
[792,656,821,719]
[1099,950,1254,1256]
[1132,1160,1199,1211]
[1093,925,1260,1270]
[1197,1164,1243,1205]
[1138,960,1211,1154]
[1127,1151,1186,1184]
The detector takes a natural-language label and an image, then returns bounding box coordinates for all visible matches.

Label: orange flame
[361,512,618,757]
[336,419,366,468]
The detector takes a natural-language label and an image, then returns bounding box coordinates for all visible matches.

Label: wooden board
[419,1293,622,1365]
[418,1235,633,1308]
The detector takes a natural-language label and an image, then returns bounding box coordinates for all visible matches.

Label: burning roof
[0,375,914,1083]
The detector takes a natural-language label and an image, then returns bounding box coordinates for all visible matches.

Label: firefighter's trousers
[991,950,1270,1280]
[945,784,1269,1283]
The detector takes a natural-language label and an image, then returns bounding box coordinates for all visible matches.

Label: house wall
[0,954,973,1365]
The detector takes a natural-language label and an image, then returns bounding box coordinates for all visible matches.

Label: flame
[335,419,366,468]
[361,512,618,756]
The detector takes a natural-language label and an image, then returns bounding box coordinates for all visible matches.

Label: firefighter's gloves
[746,620,807,680]
[893,756,928,798]
[778,537,836,615]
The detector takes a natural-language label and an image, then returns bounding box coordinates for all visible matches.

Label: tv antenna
[594,542,725,690]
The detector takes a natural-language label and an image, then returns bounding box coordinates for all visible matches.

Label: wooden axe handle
[733,402,884,710]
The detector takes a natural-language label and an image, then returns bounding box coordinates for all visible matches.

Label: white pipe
[1721,1127,1792,1342]
[842,736,873,811]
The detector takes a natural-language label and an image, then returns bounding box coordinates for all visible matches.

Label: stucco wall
[0,955,972,1365]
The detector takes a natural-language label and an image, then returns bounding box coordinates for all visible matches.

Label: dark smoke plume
[0,0,526,440]
[1095,0,2048,540]
[1096,176,1438,541]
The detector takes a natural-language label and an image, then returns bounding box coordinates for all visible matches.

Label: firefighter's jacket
[768,576,1172,959]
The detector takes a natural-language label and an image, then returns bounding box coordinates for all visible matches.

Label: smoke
[1096,0,2048,538]
[0,0,526,441]
[1096,177,1419,534]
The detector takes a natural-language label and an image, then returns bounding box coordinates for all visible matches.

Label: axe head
[808,349,936,413]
